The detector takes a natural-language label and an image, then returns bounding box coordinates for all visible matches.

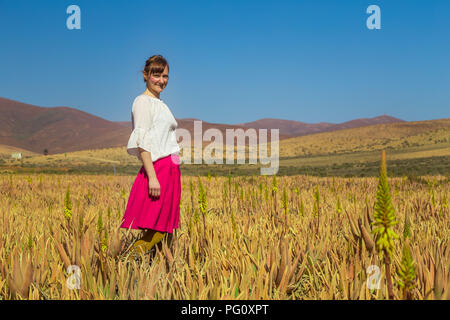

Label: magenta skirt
[120,153,181,233]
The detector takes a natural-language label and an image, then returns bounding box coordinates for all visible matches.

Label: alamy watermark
[366,265,381,290]
[66,265,81,289]
[174,120,279,175]
[366,5,381,30]
[66,5,81,30]
[66,5,381,31]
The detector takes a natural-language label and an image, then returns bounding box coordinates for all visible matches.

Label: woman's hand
[148,176,161,198]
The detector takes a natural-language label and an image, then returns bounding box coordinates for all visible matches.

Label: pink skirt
[120,153,181,233]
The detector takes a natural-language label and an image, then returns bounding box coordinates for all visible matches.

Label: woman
[120,55,181,260]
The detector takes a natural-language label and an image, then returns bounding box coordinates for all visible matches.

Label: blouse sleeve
[126,96,156,158]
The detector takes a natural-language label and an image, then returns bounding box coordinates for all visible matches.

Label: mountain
[0,96,407,155]
[279,118,450,158]
[234,115,405,137]
[0,97,130,154]
[115,118,290,147]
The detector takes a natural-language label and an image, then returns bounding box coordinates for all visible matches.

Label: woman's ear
[142,71,148,82]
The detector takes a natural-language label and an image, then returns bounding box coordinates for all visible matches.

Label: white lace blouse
[126,94,180,162]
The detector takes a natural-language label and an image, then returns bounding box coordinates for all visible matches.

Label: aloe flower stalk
[372,149,399,300]
[64,186,72,220]
[397,238,416,299]
[336,196,342,216]
[198,176,207,241]
[271,175,278,217]
[282,188,288,231]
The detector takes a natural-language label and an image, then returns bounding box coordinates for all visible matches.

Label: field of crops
[0,151,448,299]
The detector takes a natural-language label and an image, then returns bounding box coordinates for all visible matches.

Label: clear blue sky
[1,0,449,124]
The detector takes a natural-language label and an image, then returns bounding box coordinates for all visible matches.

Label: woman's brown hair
[142,55,169,82]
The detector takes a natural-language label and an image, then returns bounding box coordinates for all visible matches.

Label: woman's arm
[139,147,160,197]
[138,147,156,179]
[129,96,160,197]
[131,97,157,178]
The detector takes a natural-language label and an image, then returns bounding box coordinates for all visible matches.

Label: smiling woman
[142,55,169,84]
[120,54,181,261]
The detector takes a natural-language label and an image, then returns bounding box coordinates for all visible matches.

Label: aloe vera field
[0,149,448,300]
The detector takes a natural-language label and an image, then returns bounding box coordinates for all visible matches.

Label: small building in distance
[11,152,22,159]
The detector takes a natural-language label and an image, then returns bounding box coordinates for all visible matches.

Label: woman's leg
[154,231,174,252]
[131,229,166,255]
[142,229,157,241]
[143,229,174,246]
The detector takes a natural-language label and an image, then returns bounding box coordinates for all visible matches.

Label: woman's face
[146,65,169,94]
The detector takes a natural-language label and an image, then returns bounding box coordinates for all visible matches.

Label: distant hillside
[0,97,292,155]
[116,115,405,148]
[0,144,39,159]
[5,118,448,177]
[279,118,450,157]
[0,96,428,157]
[0,97,131,155]
[116,118,292,146]
[235,115,405,137]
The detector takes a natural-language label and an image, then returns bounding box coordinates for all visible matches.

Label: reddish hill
[0,96,406,155]
[0,98,290,154]
[0,97,130,154]
[235,115,405,137]
[117,118,290,146]
[174,119,290,146]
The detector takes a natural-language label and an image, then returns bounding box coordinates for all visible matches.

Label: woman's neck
[143,88,160,99]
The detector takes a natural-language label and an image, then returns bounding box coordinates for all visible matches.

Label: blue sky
[0,0,449,124]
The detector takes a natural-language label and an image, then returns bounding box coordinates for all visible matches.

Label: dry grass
[0,160,448,299]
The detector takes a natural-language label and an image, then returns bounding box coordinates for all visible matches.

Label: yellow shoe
[132,239,153,254]
[125,232,166,262]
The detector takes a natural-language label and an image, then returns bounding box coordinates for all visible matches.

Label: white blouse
[127,94,180,163]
